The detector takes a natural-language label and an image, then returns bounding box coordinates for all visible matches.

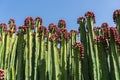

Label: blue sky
[0,0,120,31]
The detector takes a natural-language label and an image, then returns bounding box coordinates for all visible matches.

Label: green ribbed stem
[86,17,98,80]
[109,29,120,80]
[79,20,89,80]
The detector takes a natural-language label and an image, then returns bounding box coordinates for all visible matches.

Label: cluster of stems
[0,9,120,80]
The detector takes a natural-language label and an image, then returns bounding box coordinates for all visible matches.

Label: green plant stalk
[79,20,89,80]
[39,33,46,80]
[60,38,67,80]
[109,30,120,80]
[16,30,25,80]
[116,16,120,34]
[53,39,61,80]
[25,28,30,80]
[4,33,11,69]
[115,17,120,67]
[47,33,53,80]
[9,66,16,80]
[71,32,78,80]
[51,40,55,80]
[94,41,101,80]
[29,29,33,80]
[4,33,12,80]
[10,35,18,68]
[97,40,109,80]
[34,21,40,80]
[66,39,71,79]
[7,34,16,68]
[73,47,81,80]
[86,17,98,80]
[0,32,6,68]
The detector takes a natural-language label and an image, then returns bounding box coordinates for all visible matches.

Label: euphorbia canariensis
[0,10,120,80]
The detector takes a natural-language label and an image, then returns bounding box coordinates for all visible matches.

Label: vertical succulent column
[109,27,120,80]
[24,17,34,80]
[69,30,78,80]
[37,26,47,80]
[65,31,71,79]
[85,11,98,80]
[16,26,26,80]
[34,17,42,80]
[48,23,58,80]
[9,66,16,80]
[77,17,89,80]
[113,10,120,34]
[0,23,7,69]
[72,42,84,80]
[113,10,120,67]
[7,19,16,68]
[49,34,61,80]
[58,20,67,80]
[4,19,17,80]
[95,36,109,80]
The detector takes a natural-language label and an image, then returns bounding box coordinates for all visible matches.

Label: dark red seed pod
[24,17,34,29]
[58,28,67,35]
[35,17,42,25]
[58,19,66,28]
[110,27,120,44]
[49,34,58,42]
[0,69,4,80]
[48,23,58,33]
[0,23,7,31]
[113,9,120,23]
[58,28,71,41]
[38,26,47,33]
[64,32,71,41]
[18,26,27,34]
[85,11,96,23]
[8,18,15,24]
[77,17,85,24]
[101,22,108,28]
[38,26,48,37]
[73,42,84,60]
[70,30,79,36]
[9,24,16,33]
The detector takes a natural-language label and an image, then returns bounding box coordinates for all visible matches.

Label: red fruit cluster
[0,69,4,80]
[0,23,7,31]
[8,19,16,33]
[24,17,34,29]
[73,42,84,59]
[58,28,71,41]
[113,9,120,23]
[0,23,16,37]
[101,22,108,28]
[58,19,66,28]
[85,11,96,23]
[49,34,58,42]
[38,26,48,37]
[8,18,15,24]
[9,24,16,33]
[18,26,27,34]
[95,36,104,43]
[48,23,58,33]
[70,30,79,35]
[93,27,101,34]
[35,17,42,25]
[77,17,85,24]
[110,27,120,44]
